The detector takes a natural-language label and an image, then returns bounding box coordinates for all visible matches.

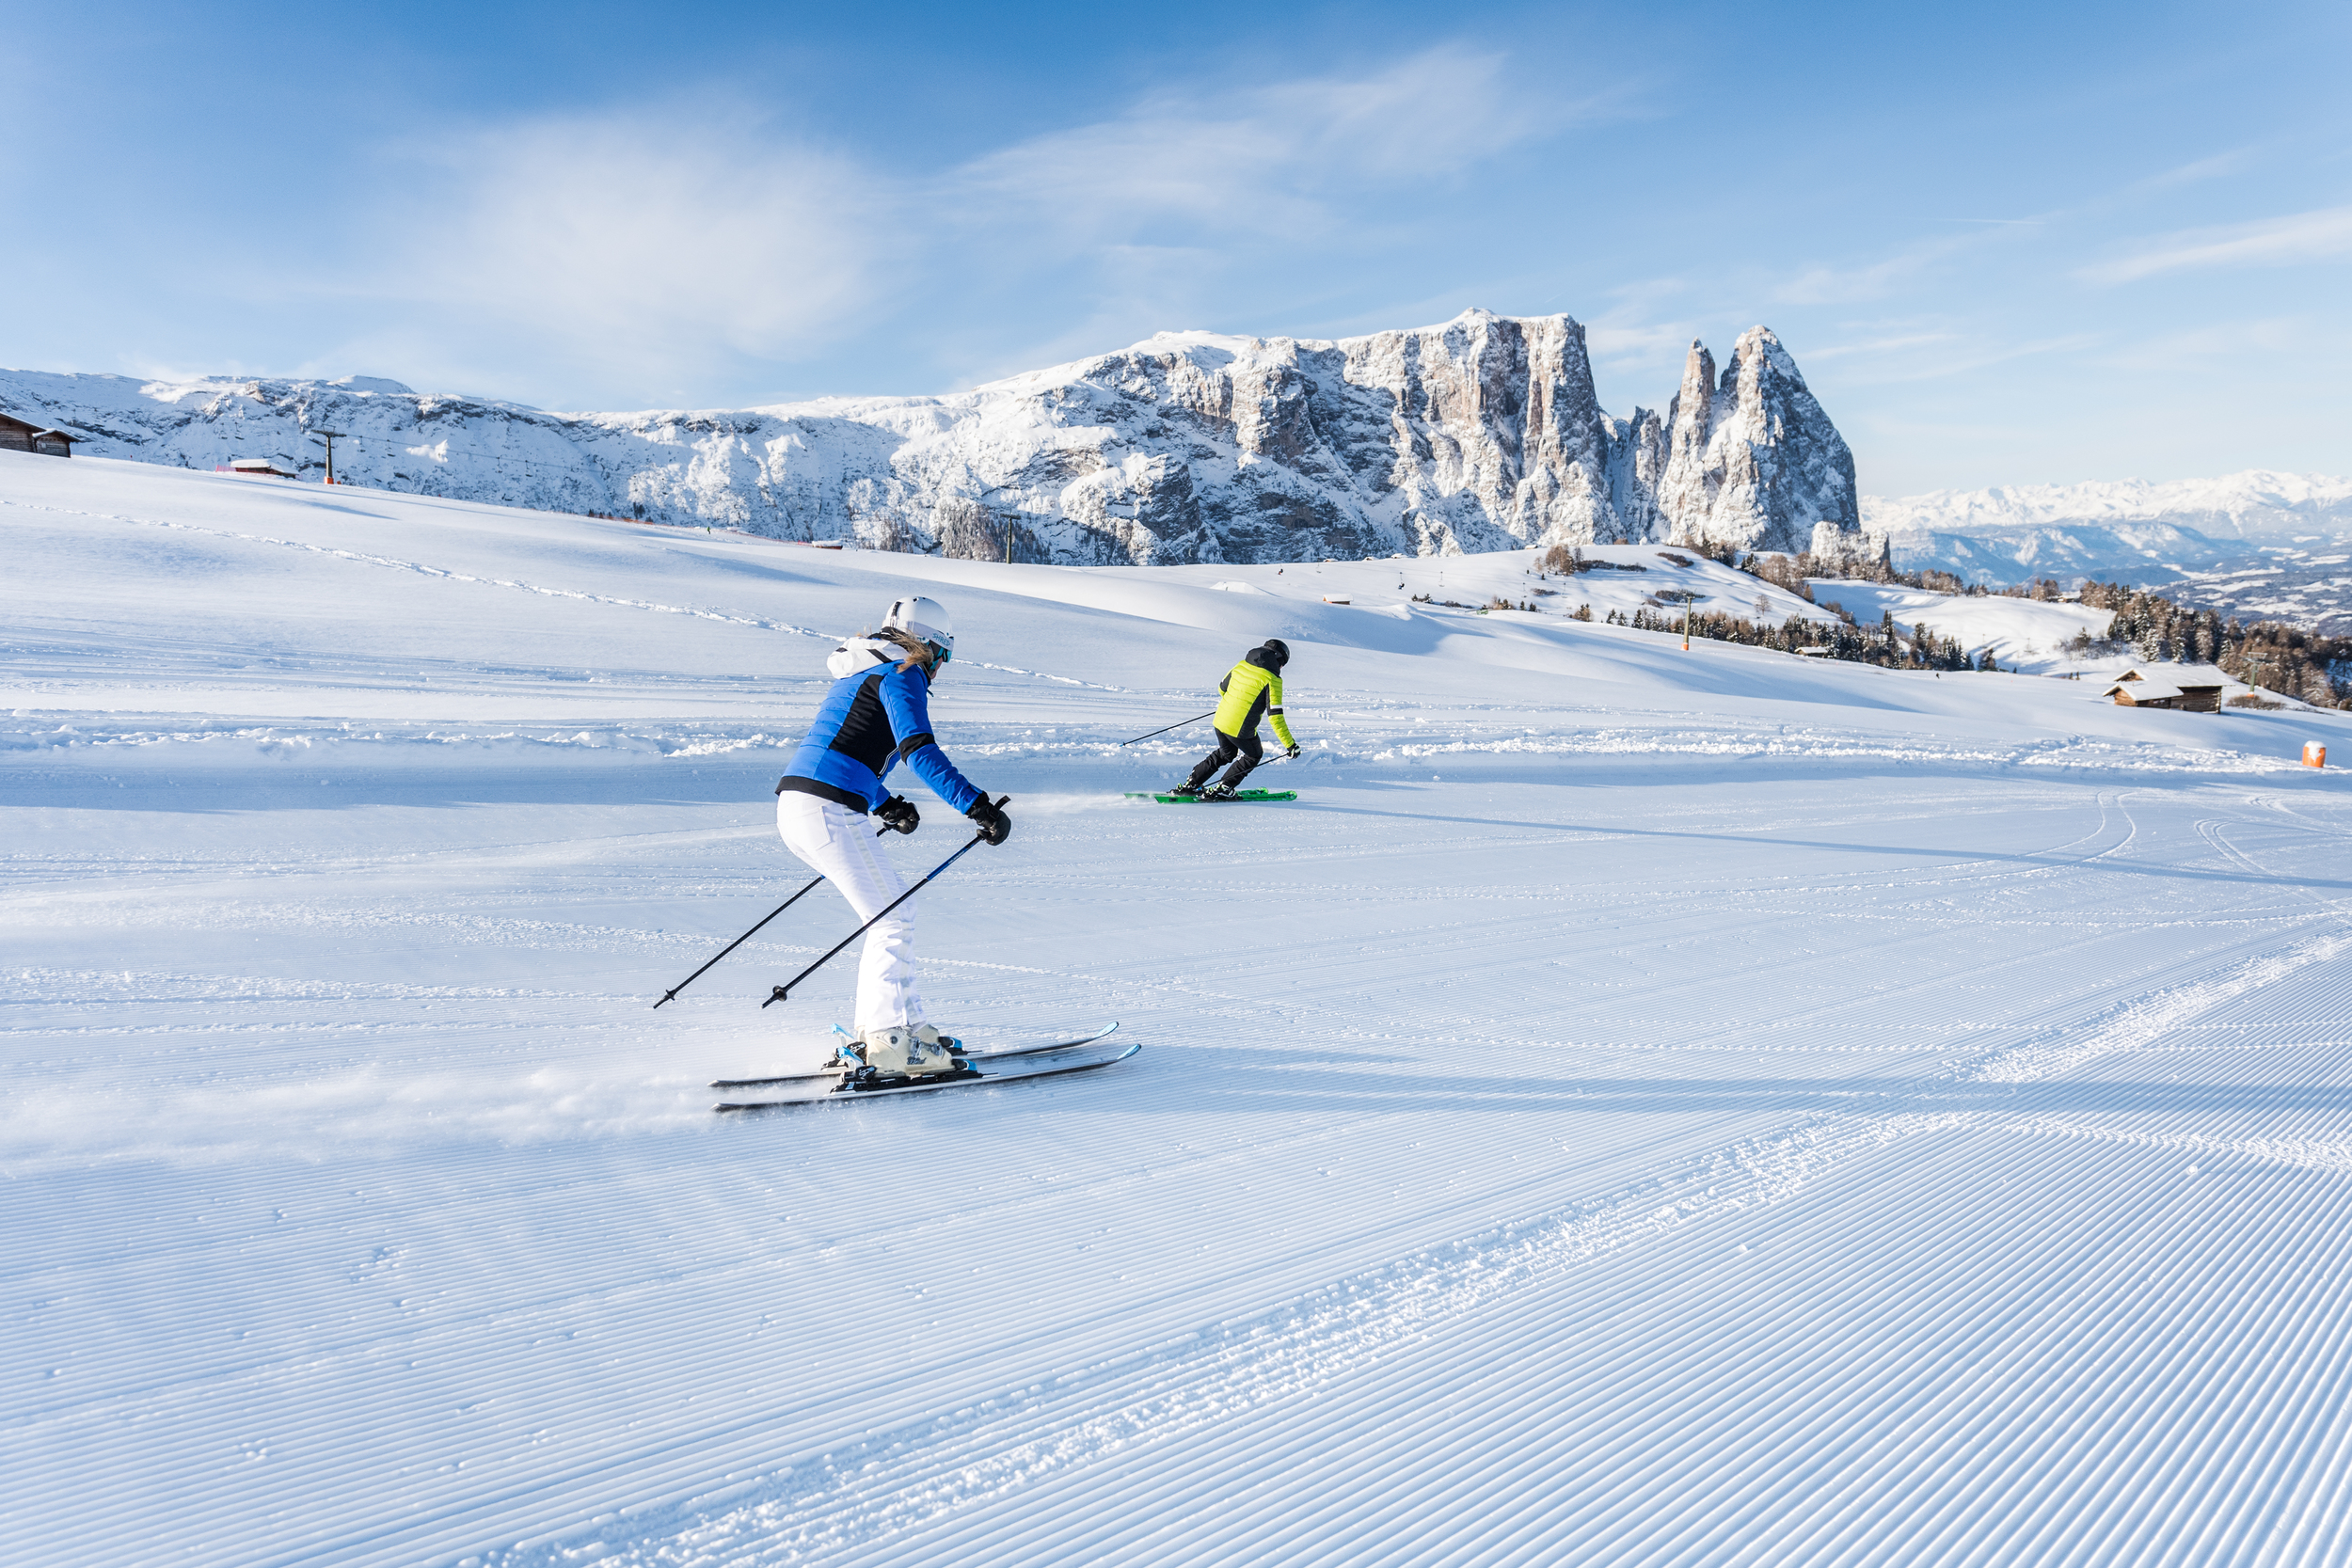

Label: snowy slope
[11,452,2352,1566]
[1804,578,2118,674]
[0,310,1866,566]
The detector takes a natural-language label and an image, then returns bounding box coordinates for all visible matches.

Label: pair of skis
[711,1022,1135,1112]
[1125,789,1296,804]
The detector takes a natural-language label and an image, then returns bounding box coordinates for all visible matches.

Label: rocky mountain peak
[0,312,1864,564]
[1657,327,1859,555]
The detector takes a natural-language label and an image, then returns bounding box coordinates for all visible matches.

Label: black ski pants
[1185,727,1262,791]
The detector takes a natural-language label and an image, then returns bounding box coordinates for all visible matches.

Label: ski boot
[911,1022,965,1055]
[1198,782,1237,801]
[851,1024,972,1084]
[1168,782,1202,799]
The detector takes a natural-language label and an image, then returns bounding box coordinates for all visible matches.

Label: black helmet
[1259,639,1291,667]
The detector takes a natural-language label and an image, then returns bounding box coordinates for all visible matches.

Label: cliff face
[0,311,1863,563]
[905,310,1645,562]
[1655,327,1861,554]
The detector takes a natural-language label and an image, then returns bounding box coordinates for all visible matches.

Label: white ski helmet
[883,594,954,654]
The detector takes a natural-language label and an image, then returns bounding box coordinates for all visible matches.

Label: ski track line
[470,1110,1963,1568]
[862,1123,2352,1567]
[2201,816,2352,918]
[1973,924,2352,1084]
[2003,1117,2352,1175]
[15,1085,1618,1425]
[469,905,2352,1564]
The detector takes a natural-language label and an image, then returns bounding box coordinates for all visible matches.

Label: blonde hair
[872,626,935,673]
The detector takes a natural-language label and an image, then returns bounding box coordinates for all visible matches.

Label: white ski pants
[776,792,927,1037]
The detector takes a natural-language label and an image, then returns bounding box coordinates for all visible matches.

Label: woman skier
[1172,639,1300,799]
[774,594,1011,1078]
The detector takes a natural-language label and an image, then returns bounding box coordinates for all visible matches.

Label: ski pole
[654,876,826,1007]
[761,799,1009,1008]
[1118,709,1216,746]
[653,825,888,1007]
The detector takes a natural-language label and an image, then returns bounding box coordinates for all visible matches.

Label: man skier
[1172,639,1300,800]
[774,595,1011,1078]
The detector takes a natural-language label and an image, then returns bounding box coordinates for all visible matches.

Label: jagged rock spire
[1656,327,1860,554]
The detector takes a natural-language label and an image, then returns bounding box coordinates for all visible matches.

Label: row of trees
[1602,606,1997,672]
[2064,581,2352,706]
[1740,548,2016,603]
[1537,539,2352,705]
[1576,548,2352,705]
[1738,547,2098,604]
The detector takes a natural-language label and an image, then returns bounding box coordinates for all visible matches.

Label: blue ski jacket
[777,640,983,816]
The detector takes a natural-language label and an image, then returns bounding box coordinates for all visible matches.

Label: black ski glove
[876,796,919,834]
[966,795,1012,846]
[1283,743,1302,760]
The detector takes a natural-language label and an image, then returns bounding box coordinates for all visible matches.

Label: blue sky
[3,0,2346,494]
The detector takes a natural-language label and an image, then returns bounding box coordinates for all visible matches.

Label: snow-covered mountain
[1654,329,1860,551]
[0,310,1861,564]
[1867,471,2352,544]
[1863,470,2352,578]
[1858,470,2352,627]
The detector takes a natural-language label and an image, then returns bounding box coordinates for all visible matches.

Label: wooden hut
[2103,667,2225,713]
[0,411,82,456]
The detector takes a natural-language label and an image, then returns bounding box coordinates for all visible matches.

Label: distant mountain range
[0,311,1860,564]
[6,328,2345,627]
[1867,471,2352,544]
[1863,472,2352,632]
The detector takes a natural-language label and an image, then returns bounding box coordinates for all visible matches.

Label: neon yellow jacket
[1214,655,1295,748]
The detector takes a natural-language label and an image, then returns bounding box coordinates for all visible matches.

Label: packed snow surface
[10,454,2352,1566]
[1804,579,2120,674]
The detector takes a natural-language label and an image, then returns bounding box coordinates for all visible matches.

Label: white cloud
[1804,332,1962,361]
[2135,150,2251,191]
[356,47,1608,402]
[374,112,891,395]
[1773,240,1966,306]
[1585,320,1696,362]
[952,46,1573,244]
[2078,205,2352,284]
[2098,315,2333,370]
[1831,333,2100,386]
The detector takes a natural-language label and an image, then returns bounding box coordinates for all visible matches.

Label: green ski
[1124,789,1298,804]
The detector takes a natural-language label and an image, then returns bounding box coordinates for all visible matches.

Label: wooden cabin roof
[0,411,84,442]
[2114,664,2226,690]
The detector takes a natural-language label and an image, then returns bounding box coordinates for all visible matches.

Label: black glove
[876,796,919,834]
[965,795,1011,846]
[1284,743,1302,760]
